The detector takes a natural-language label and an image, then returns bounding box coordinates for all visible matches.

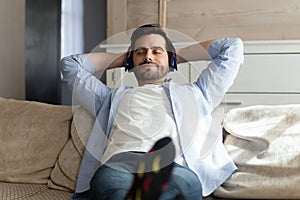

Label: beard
[133,61,169,83]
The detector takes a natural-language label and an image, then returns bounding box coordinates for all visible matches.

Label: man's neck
[137,78,168,86]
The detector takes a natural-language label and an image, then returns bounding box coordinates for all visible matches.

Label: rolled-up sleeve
[61,54,95,86]
[195,38,244,111]
[60,54,111,115]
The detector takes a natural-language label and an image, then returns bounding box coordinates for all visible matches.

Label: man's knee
[170,165,202,195]
[90,165,133,199]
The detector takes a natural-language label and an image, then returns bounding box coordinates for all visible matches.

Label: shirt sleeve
[60,54,111,115]
[195,38,244,111]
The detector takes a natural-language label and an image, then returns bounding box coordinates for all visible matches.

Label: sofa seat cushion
[0,98,73,184]
[0,182,71,200]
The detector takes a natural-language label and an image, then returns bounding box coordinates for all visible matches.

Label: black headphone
[124,39,177,72]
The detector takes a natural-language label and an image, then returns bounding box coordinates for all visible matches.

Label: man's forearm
[85,39,215,71]
[85,52,126,72]
[176,39,215,63]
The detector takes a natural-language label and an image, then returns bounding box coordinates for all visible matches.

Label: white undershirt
[101,84,183,164]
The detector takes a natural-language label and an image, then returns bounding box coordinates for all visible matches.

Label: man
[61,24,244,200]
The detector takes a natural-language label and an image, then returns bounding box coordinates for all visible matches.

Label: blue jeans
[89,160,202,200]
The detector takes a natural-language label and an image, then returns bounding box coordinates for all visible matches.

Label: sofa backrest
[0,98,73,184]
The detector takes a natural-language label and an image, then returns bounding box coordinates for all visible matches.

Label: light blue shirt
[61,38,244,197]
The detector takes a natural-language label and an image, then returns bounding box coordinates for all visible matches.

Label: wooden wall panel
[127,0,159,29]
[108,0,300,40]
[107,0,127,37]
[167,0,300,41]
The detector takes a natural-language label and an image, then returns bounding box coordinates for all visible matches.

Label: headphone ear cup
[125,52,133,72]
[170,55,177,71]
[125,57,132,72]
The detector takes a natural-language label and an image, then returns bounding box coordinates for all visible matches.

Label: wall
[0,0,106,104]
[0,0,25,99]
[84,0,107,52]
[109,0,300,41]
[106,0,300,107]
[26,0,61,104]
[165,0,300,41]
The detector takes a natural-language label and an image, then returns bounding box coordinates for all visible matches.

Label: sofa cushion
[0,98,72,184]
[0,182,71,200]
[214,104,300,199]
[48,106,95,191]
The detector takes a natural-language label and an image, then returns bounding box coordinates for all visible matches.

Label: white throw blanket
[214,104,300,199]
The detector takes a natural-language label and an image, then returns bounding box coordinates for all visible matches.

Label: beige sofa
[0,97,219,200]
[0,97,95,200]
[2,97,299,200]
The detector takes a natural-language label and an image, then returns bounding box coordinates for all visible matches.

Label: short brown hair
[130,24,175,53]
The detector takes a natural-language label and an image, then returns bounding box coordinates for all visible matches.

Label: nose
[144,50,153,62]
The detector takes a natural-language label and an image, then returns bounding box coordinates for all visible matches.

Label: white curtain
[61,0,84,58]
[60,0,84,105]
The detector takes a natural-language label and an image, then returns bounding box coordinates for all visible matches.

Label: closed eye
[134,48,146,55]
[134,47,166,55]
[153,49,163,54]
[152,47,165,54]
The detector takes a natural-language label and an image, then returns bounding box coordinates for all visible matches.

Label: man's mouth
[139,62,159,68]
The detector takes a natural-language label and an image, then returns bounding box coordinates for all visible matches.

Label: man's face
[132,34,169,85]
